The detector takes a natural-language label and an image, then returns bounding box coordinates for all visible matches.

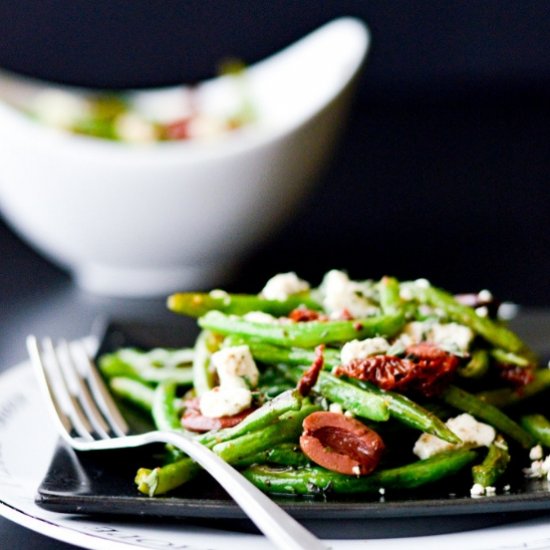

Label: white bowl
[0,17,370,297]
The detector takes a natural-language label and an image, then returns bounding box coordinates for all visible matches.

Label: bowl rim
[0,17,370,165]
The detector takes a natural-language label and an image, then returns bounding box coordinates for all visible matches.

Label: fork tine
[26,335,94,443]
[56,340,112,439]
[27,335,73,439]
[42,338,96,441]
[69,340,129,437]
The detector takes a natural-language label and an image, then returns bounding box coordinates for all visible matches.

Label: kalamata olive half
[299,411,385,475]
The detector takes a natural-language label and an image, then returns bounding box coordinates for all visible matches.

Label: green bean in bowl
[97,270,550,498]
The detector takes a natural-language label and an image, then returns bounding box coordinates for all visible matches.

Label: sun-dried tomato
[297,345,324,396]
[181,397,254,432]
[334,342,460,397]
[164,117,193,140]
[497,364,535,389]
[299,411,385,475]
[288,307,328,322]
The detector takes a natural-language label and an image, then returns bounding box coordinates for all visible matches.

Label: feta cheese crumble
[523,454,550,480]
[319,270,378,318]
[340,337,390,364]
[260,272,310,301]
[211,345,259,388]
[396,320,474,353]
[470,483,496,497]
[199,386,253,418]
[430,322,475,353]
[413,413,496,460]
[243,311,279,324]
[530,445,544,461]
[114,112,158,143]
[31,89,90,129]
[470,483,485,497]
[199,345,259,418]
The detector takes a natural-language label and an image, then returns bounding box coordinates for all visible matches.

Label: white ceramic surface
[0,18,370,297]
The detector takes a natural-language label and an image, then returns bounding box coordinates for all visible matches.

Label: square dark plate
[36,319,550,539]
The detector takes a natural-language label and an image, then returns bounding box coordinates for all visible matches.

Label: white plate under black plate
[35,320,550,539]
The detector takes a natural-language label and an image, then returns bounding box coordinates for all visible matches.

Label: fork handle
[142,430,328,550]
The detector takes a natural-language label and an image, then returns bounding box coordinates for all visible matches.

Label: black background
[0,1,549,306]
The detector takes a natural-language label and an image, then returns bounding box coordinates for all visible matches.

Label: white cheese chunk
[131,88,194,123]
[478,289,493,302]
[186,115,228,140]
[31,89,89,129]
[199,386,252,418]
[243,311,279,324]
[470,483,485,497]
[340,337,390,364]
[413,413,496,460]
[199,344,260,418]
[320,270,377,318]
[396,321,474,353]
[524,454,550,480]
[211,345,259,388]
[397,321,430,347]
[430,322,474,352]
[114,112,158,143]
[260,272,310,301]
[530,444,544,461]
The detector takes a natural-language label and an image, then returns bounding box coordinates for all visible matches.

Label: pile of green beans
[97,274,550,498]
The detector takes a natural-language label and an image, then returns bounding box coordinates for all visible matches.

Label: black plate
[36,319,550,539]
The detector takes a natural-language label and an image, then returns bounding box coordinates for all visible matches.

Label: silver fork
[27,335,328,550]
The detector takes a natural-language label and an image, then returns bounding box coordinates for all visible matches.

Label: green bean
[491,349,532,367]
[283,366,390,422]
[152,381,182,431]
[242,448,478,496]
[379,276,403,317]
[136,399,319,496]
[242,338,341,370]
[199,389,303,447]
[135,458,199,496]
[109,377,184,414]
[472,435,510,487]
[350,379,461,443]
[458,349,490,378]
[212,402,321,463]
[521,414,550,447]
[405,283,534,358]
[167,291,321,317]
[234,443,311,468]
[109,377,155,412]
[442,385,534,448]
[258,366,296,397]
[99,349,194,384]
[476,369,550,408]
[198,310,405,348]
[192,330,216,396]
